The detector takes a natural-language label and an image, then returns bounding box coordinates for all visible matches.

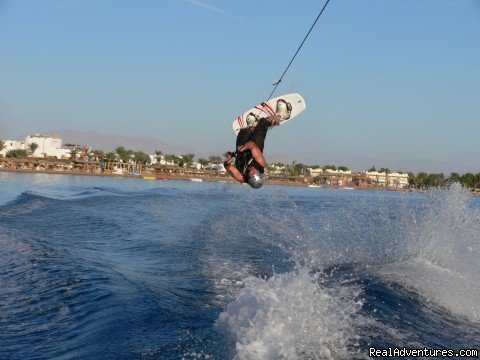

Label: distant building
[190,161,202,170]
[1,140,25,156]
[388,172,409,188]
[149,154,166,165]
[365,171,409,188]
[306,168,353,186]
[269,164,286,175]
[365,171,387,186]
[212,163,226,173]
[1,134,72,159]
[324,169,353,186]
[307,167,322,177]
[324,168,352,175]
[25,134,71,159]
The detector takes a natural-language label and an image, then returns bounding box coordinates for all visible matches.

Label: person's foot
[276,99,292,120]
[246,113,259,127]
[267,114,282,126]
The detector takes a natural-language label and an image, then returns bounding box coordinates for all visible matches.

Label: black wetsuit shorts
[234,118,269,178]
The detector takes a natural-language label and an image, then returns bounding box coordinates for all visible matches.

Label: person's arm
[237,141,266,167]
[223,156,245,183]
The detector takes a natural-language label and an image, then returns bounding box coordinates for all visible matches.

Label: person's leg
[236,128,252,149]
[251,118,269,152]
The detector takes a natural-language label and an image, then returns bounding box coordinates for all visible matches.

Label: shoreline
[0,167,411,192]
[0,167,306,187]
[1,167,478,195]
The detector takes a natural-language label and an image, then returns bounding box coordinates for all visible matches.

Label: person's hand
[223,154,234,167]
[238,142,256,152]
[268,114,282,126]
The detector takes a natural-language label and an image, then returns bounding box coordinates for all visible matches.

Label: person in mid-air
[223,99,292,189]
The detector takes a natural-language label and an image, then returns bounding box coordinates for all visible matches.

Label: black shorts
[235,118,269,152]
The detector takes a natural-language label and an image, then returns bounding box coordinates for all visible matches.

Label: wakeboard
[232,93,306,135]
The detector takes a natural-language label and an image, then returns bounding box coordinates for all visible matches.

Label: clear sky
[1,0,479,172]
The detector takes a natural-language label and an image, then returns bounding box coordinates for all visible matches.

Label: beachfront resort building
[324,168,353,186]
[269,164,287,175]
[365,171,409,189]
[307,167,353,186]
[0,134,71,159]
[1,140,25,156]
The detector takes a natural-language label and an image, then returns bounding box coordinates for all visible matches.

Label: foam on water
[210,188,393,359]
[215,185,479,358]
[283,184,480,323]
[382,184,480,322]
[217,267,365,360]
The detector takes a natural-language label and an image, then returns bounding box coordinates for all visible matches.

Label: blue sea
[0,172,479,359]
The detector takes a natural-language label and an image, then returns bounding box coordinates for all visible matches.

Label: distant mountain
[46,130,195,155]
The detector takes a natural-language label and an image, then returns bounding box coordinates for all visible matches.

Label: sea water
[0,172,478,359]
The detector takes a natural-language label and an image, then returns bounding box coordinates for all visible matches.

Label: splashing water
[381,184,480,322]
[216,185,480,359]
[1,173,478,359]
[217,267,365,360]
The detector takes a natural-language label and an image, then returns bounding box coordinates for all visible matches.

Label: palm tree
[198,158,209,169]
[208,156,222,164]
[70,147,78,160]
[28,142,39,156]
[164,154,178,165]
[104,151,117,162]
[206,156,222,171]
[133,151,151,165]
[88,150,104,162]
[115,146,132,163]
[0,140,5,153]
[154,150,163,164]
[180,153,195,167]
[6,149,28,158]
[416,172,428,188]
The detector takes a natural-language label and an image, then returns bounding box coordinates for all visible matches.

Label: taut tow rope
[265,0,331,103]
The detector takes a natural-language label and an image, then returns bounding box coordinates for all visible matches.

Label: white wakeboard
[232,93,306,135]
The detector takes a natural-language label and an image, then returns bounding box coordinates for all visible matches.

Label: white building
[306,168,353,186]
[307,167,322,177]
[365,171,409,188]
[324,168,352,176]
[25,134,71,159]
[1,134,71,159]
[307,168,353,177]
[190,161,202,170]
[208,163,225,173]
[0,140,25,156]
[324,169,353,186]
[388,172,409,188]
[269,164,287,175]
[149,154,163,165]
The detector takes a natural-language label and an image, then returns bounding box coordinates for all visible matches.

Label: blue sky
[0,0,479,172]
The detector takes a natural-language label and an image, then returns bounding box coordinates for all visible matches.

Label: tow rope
[265,0,331,102]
